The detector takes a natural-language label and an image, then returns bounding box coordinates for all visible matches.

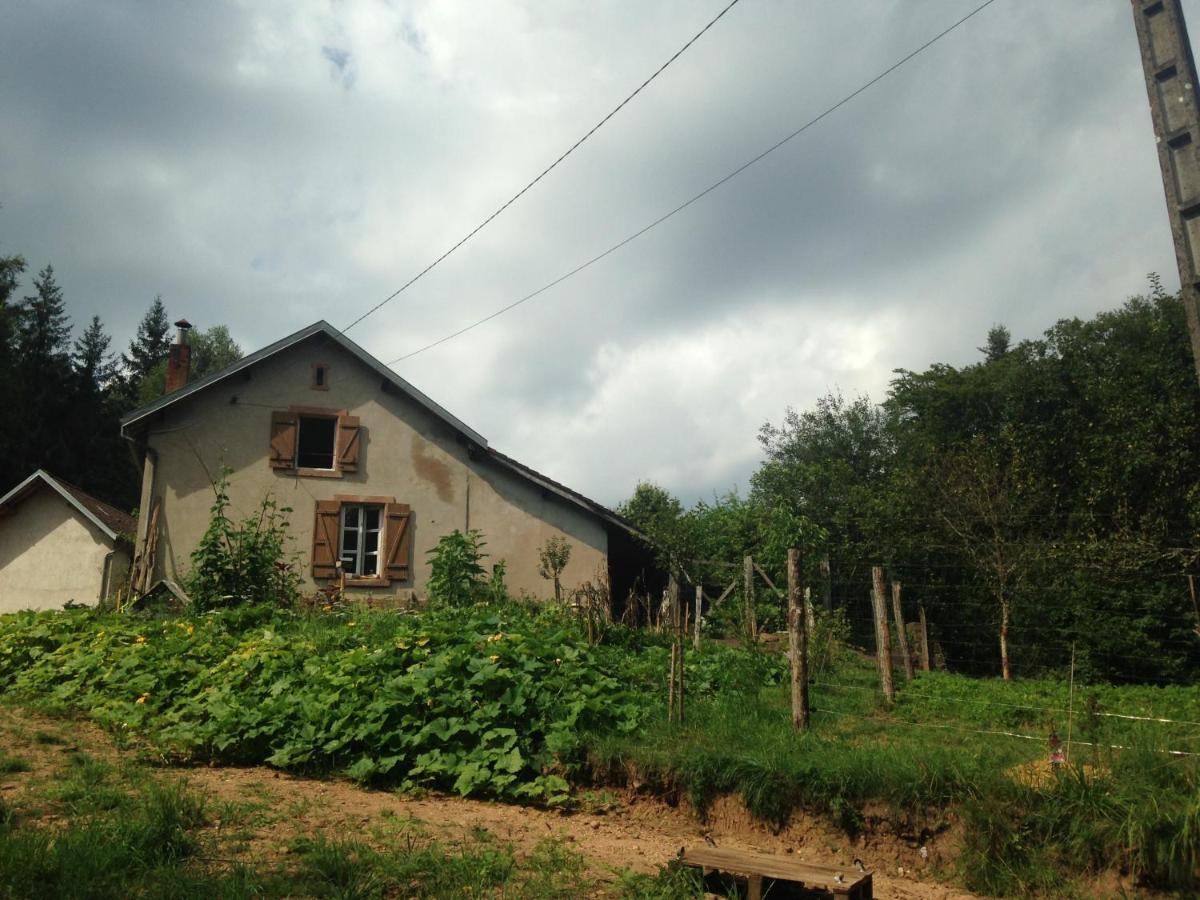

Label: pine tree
[16,264,70,364]
[123,295,171,383]
[74,315,117,390]
[11,264,73,484]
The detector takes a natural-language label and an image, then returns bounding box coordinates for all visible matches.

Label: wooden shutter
[269,411,298,469]
[312,500,341,579]
[384,502,412,582]
[337,415,361,472]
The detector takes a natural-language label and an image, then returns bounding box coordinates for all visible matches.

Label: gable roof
[0,470,136,543]
[120,321,486,447]
[118,321,640,537]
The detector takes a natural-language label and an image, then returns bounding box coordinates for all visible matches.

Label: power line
[387,0,1002,364]
[341,0,748,335]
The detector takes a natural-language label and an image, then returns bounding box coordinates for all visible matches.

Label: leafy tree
[537,536,572,602]
[136,324,243,405]
[979,324,1011,361]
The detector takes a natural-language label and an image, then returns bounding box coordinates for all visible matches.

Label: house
[119,320,652,605]
[0,470,135,612]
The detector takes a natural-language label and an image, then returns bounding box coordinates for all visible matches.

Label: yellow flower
[134,635,147,645]
[488,655,500,663]
[347,621,356,627]
[135,693,150,705]
[416,638,429,647]
[186,625,194,636]
[488,632,503,642]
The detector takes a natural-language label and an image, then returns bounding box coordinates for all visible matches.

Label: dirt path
[0,708,979,898]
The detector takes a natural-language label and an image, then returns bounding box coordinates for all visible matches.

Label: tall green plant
[185,470,299,610]
[426,529,491,608]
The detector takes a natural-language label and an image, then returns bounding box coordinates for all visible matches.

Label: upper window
[296,415,337,470]
[269,407,360,476]
[311,363,330,391]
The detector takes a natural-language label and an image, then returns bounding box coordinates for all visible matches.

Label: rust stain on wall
[412,434,455,503]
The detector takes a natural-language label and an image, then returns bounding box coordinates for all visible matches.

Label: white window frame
[339,503,383,578]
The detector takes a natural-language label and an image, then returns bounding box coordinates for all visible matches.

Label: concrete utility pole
[1131,0,1200,385]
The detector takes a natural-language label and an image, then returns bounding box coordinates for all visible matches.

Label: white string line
[818,708,1199,757]
[811,680,1200,728]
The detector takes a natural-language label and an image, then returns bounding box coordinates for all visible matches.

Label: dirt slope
[0,708,978,898]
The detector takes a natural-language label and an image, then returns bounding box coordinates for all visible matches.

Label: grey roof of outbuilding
[118,321,641,536]
[0,470,135,543]
[119,321,487,447]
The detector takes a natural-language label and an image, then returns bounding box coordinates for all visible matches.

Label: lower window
[339,503,381,577]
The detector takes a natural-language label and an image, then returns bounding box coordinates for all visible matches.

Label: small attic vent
[311,363,330,391]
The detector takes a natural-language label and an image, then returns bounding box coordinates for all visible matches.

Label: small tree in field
[537,536,571,601]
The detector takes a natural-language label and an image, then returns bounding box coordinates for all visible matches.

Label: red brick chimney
[165,319,192,394]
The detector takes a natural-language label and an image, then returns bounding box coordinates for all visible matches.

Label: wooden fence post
[820,556,832,612]
[871,566,895,704]
[694,585,703,651]
[891,581,914,681]
[678,582,686,726]
[918,603,932,672]
[667,572,679,723]
[743,555,757,641]
[787,549,809,730]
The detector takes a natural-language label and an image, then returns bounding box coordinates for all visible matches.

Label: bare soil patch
[0,707,978,898]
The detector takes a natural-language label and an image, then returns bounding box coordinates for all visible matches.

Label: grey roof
[120,321,487,447]
[0,470,135,543]
[117,320,641,536]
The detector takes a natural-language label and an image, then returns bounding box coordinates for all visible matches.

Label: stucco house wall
[0,487,128,612]
[135,331,610,600]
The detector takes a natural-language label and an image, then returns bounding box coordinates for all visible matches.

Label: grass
[589,645,1200,895]
[4,604,1200,896]
[0,750,31,774]
[0,723,702,899]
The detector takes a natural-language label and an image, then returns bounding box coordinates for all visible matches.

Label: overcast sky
[0,0,1189,506]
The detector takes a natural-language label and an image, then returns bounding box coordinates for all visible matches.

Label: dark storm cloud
[0,0,1189,505]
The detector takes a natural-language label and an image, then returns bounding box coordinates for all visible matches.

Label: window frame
[275,405,358,478]
[338,501,383,580]
[312,495,411,588]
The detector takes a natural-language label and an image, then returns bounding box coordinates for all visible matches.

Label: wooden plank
[752,560,778,592]
[681,846,870,891]
[709,579,737,609]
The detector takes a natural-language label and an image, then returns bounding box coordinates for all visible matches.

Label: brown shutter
[312,500,341,579]
[384,502,412,582]
[269,411,298,469]
[337,415,361,472]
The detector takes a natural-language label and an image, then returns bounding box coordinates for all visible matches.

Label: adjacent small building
[0,470,135,613]
[119,321,653,605]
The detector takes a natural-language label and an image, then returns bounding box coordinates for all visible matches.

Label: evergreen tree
[10,265,74,485]
[74,315,117,390]
[121,295,171,393]
[16,264,71,364]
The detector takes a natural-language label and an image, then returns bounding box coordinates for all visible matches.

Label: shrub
[185,470,299,610]
[426,529,491,608]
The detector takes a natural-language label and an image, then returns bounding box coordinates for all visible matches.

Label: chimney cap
[174,318,193,330]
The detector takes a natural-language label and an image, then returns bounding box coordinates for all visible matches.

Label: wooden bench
[679,846,872,900]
